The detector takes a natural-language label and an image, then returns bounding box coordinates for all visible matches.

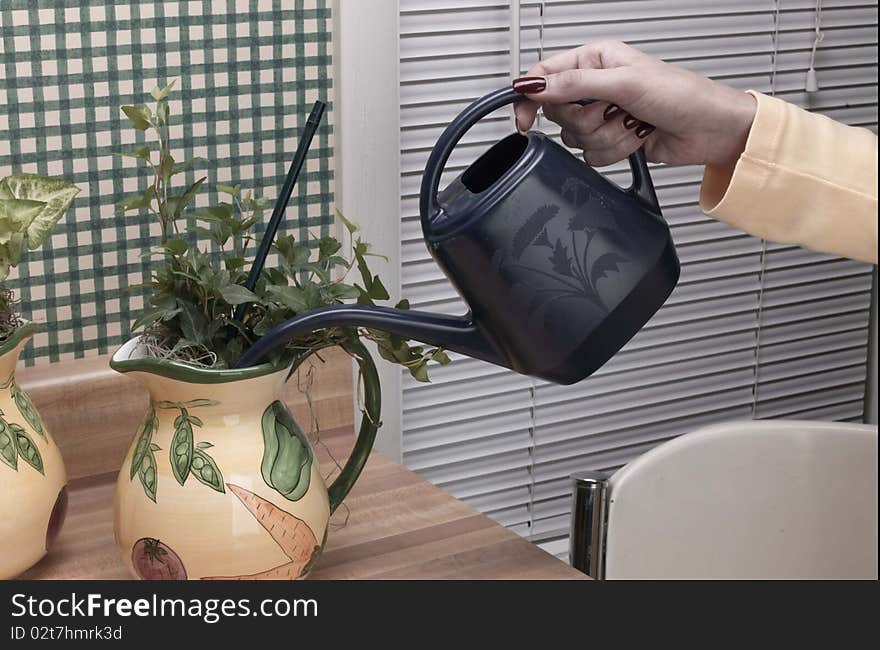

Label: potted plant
[0,172,79,578]
[111,83,448,580]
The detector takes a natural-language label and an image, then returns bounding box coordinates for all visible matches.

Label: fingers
[543,101,609,135]
[540,67,641,106]
[546,100,654,146]
[583,128,643,167]
[514,99,540,132]
[526,41,643,77]
[558,110,653,167]
[513,41,650,132]
[584,143,641,167]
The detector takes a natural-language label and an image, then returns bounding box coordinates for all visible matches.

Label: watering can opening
[461,133,529,194]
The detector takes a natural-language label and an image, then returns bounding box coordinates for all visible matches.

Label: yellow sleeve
[700,90,878,264]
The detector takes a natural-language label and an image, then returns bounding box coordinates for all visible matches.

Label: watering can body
[239,88,680,385]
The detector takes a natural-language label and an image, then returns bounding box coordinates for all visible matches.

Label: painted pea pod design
[131,400,225,500]
[11,423,44,474]
[130,409,158,481]
[0,420,18,470]
[10,380,46,441]
[170,410,195,486]
[138,444,160,502]
[166,408,224,493]
[190,445,224,492]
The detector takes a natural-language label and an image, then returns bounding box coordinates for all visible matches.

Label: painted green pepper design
[261,401,313,502]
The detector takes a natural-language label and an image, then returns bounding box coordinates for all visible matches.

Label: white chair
[570,419,878,579]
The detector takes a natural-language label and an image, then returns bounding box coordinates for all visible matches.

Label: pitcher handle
[287,339,380,514]
[419,88,662,232]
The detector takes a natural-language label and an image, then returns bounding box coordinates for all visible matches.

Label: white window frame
[334,0,405,460]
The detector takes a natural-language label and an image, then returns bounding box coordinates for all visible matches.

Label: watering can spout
[235,304,508,371]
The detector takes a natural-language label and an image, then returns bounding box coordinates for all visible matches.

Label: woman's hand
[513,41,757,168]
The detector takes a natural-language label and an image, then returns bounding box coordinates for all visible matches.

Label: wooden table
[22,427,585,580]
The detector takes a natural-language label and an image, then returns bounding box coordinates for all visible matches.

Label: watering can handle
[419,87,661,231]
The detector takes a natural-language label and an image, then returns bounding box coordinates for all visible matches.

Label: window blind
[397,0,878,547]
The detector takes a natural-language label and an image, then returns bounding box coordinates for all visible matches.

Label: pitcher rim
[110,336,289,384]
[0,320,38,359]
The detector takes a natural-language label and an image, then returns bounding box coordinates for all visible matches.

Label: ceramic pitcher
[0,322,68,579]
[111,337,379,580]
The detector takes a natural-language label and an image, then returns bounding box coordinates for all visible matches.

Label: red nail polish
[603,104,623,120]
[635,123,656,138]
[623,114,640,129]
[512,76,546,94]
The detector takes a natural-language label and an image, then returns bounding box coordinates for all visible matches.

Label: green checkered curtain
[0,0,334,364]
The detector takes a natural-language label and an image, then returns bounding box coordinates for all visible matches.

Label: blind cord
[806,0,824,92]
[752,0,781,417]
[509,0,521,129]
[536,1,546,130]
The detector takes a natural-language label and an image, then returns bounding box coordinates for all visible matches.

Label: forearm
[701,91,878,264]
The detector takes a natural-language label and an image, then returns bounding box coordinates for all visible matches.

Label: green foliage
[0,173,79,340]
[0,173,79,281]
[118,83,450,381]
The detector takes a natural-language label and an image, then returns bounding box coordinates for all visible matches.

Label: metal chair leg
[570,472,609,579]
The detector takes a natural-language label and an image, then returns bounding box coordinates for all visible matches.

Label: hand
[513,41,757,168]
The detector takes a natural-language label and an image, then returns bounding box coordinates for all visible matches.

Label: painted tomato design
[131,537,187,580]
[45,485,68,551]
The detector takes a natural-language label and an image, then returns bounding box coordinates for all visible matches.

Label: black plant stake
[234,100,326,323]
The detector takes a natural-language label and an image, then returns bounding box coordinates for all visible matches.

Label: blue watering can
[237,87,679,384]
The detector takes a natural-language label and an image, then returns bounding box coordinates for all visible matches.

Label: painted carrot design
[201,483,322,580]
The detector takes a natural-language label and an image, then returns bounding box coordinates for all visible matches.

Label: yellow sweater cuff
[700,90,782,219]
[700,91,878,264]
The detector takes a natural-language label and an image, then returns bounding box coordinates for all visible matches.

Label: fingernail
[512,76,546,94]
[623,114,640,129]
[635,123,655,138]
[603,104,623,120]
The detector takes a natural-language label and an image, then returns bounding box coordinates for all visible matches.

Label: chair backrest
[603,419,878,579]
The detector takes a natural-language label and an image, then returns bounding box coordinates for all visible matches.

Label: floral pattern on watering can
[0,322,68,579]
[111,337,378,580]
